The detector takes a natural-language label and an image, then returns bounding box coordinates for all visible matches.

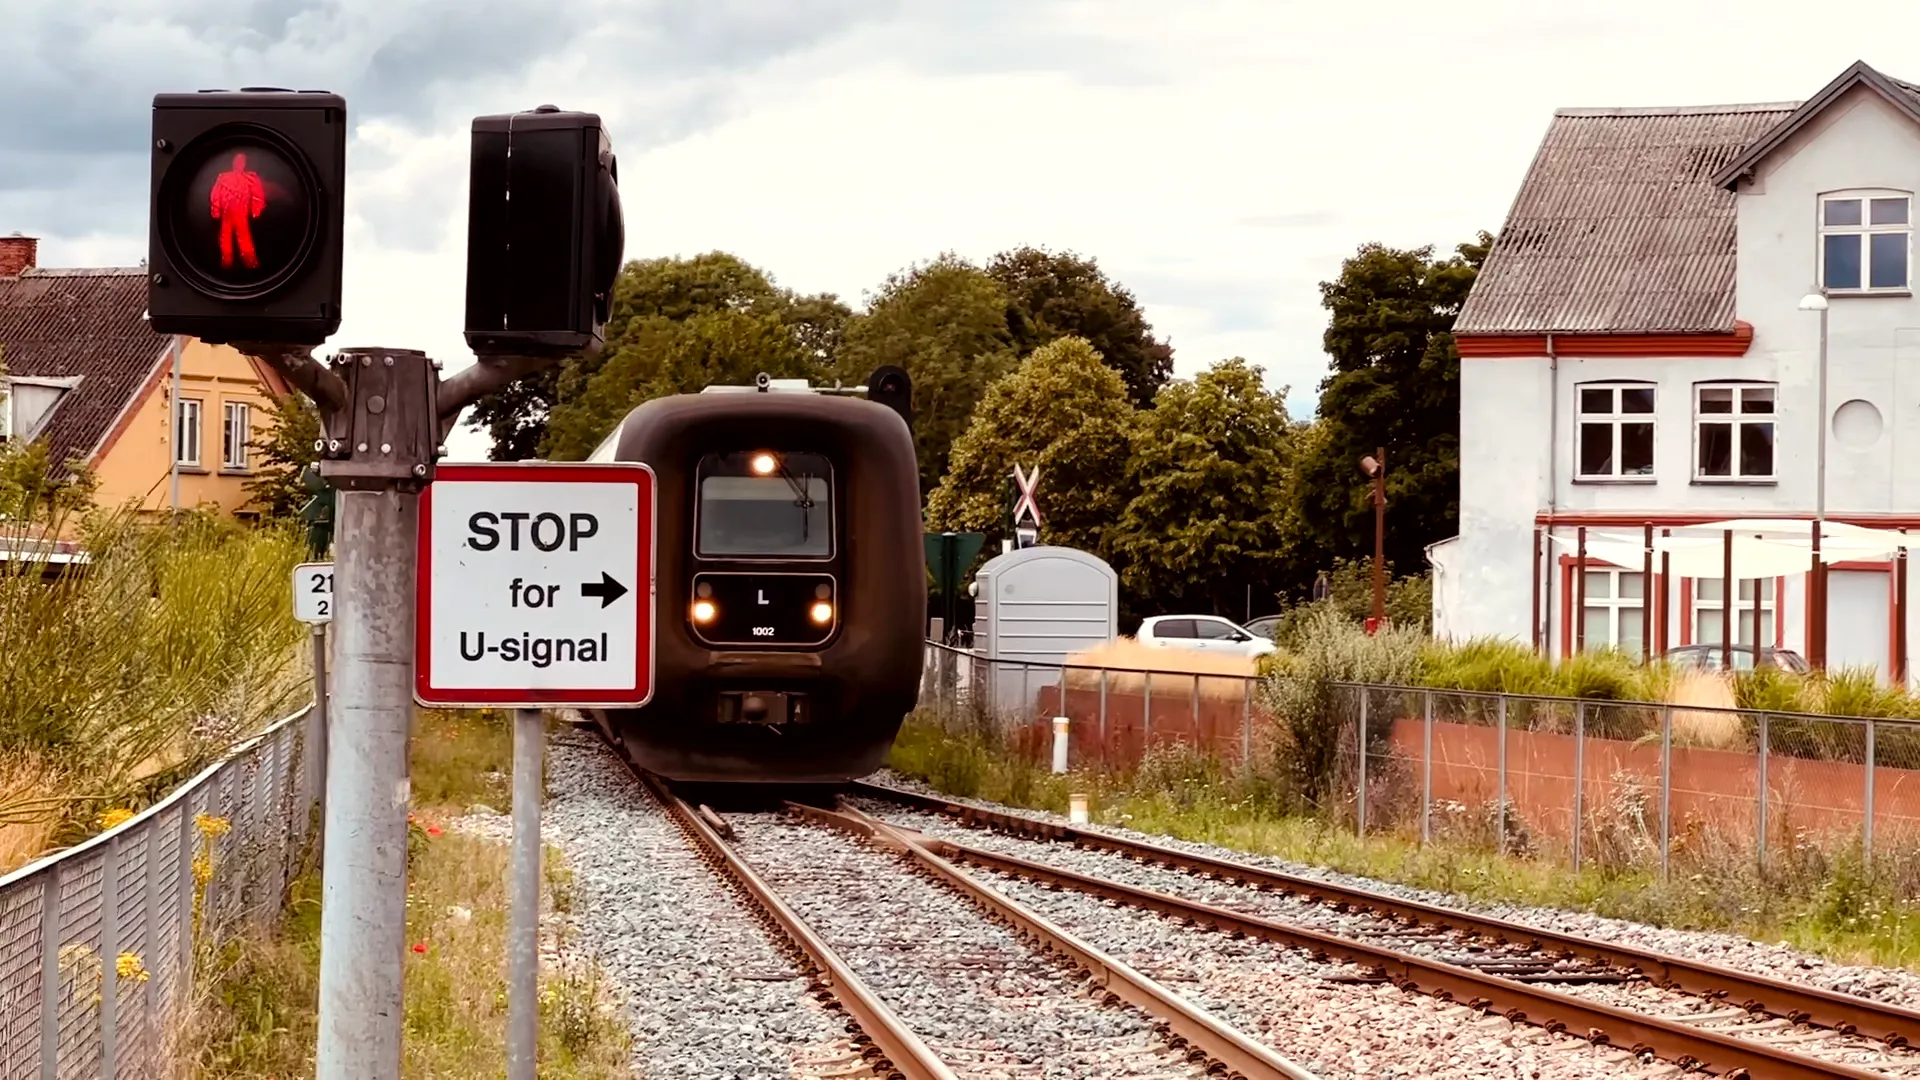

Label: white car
[1136,615,1277,659]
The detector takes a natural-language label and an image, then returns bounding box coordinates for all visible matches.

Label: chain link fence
[0,701,321,1079]
[920,641,1920,880]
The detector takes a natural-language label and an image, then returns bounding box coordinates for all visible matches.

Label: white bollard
[1069,792,1090,824]
[1051,716,1070,774]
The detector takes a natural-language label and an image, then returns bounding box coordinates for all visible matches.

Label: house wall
[90,338,282,521]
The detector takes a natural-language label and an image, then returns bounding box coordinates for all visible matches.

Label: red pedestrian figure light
[208,152,267,270]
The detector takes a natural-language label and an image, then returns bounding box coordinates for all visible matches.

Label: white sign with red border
[414,462,656,708]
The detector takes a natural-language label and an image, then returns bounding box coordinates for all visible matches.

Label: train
[579,367,928,783]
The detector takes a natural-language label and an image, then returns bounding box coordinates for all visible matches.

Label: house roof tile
[1456,103,1796,336]
[0,267,169,465]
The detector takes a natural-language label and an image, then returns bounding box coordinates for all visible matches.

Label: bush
[1260,606,1423,811]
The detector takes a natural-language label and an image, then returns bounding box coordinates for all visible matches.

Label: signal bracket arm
[433,354,565,443]
[236,342,351,415]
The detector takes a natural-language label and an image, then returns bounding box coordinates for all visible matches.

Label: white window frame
[1819,189,1911,294]
[1578,567,1647,653]
[175,397,203,467]
[1691,577,1778,649]
[1692,381,1776,482]
[1573,381,1656,481]
[222,400,251,470]
[0,374,80,443]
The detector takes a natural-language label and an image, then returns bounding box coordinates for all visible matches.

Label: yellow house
[0,234,291,533]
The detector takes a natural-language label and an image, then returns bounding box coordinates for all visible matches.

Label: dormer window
[0,375,81,443]
[1820,190,1910,293]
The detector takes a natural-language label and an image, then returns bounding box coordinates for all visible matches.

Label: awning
[1548,518,1914,579]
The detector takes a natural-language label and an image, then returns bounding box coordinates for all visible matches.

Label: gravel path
[972,865,1674,1080]
[856,797,1920,1076]
[503,730,860,1079]
[727,809,1221,1079]
[862,770,1920,1008]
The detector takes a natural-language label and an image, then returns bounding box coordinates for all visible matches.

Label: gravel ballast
[860,770,1920,1009]
[727,810,1224,1079]
[511,731,856,1078]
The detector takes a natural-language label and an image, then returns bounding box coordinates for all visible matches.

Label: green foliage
[0,508,309,843]
[987,246,1174,405]
[834,253,1021,498]
[1111,358,1295,616]
[0,356,97,523]
[1284,233,1492,595]
[1260,605,1425,808]
[474,252,850,462]
[925,336,1140,559]
[242,391,322,520]
[1265,557,1433,643]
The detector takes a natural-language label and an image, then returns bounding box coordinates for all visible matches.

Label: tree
[1110,359,1295,617]
[465,252,849,460]
[243,391,322,520]
[834,254,1020,498]
[1284,232,1492,592]
[988,246,1174,405]
[925,337,1139,560]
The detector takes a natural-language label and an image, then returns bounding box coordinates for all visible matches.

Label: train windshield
[696,451,833,558]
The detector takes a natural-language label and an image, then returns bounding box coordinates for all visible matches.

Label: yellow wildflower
[195,813,231,838]
[115,952,149,983]
[96,808,135,830]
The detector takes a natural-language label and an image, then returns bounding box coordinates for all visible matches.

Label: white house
[1432,60,1920,684]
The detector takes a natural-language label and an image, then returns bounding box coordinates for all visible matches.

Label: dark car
[1660,644,1809,673]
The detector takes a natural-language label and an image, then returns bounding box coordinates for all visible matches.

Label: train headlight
[809,600,833,624]
[692,600,717,623]
[750,452,777,475]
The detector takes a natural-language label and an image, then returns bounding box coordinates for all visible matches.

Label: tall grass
[0,505,308,866]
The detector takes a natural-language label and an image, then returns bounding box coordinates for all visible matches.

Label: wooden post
[1810,519,1826,670]
[1532,527,1543,653]
[1370,447,1386,629]
[1574,526,1587,653]
[1641,522,1654,663]
[1898,530,1910,687]
[1722,528,1734,671]
[1658,528,1672,655]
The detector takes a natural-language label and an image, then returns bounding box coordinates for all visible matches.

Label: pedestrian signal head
[148,90,346,345]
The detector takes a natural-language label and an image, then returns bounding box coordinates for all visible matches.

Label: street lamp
[1360,449,1386,633]
[1799,287,1830,669]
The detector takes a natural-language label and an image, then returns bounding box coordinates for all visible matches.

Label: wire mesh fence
[919,641,1920,880]
[0,702,319,1079]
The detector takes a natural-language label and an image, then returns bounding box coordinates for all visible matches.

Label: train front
[589,387,926,782]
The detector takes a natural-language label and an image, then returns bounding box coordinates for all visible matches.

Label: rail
[918,640,1920,878]
[0,701,322,1078]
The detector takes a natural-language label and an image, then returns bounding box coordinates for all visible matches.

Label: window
[1579,569,1646,655]
[694,450,832,558]
[0,375,77,443]
[1191,619,1238,640]
[1151,619,1195,639]
[1820,191,1910,292]
[1694,383,1775,480]
[175,398,202,467]
[1692,577,1777,648]
[223,401,251,470]
[1575,383,1655,479]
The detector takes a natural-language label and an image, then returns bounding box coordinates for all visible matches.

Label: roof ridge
[1554,102,1802,117]
[21,267,146,278]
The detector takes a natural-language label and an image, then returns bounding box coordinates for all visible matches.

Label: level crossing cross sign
[1012,463,1043,526]
[414,462,656,708]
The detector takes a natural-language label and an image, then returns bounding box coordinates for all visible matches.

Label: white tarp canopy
[1549,518,1914,580]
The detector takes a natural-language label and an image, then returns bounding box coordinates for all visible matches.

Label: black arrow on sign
[581,572,629,608]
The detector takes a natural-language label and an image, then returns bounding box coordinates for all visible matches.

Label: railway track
[632,765,1320,1079]
[847,780,1920,1080]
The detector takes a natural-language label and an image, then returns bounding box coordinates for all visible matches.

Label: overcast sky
[5,0,1918,460]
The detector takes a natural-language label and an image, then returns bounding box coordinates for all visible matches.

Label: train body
[580,371,927,782]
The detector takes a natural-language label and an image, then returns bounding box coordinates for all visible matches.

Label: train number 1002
[752,627,776,637]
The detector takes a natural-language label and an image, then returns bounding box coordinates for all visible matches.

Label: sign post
[414,462,656,1080]
[1009,464,1043,552]
[291,561,333,857]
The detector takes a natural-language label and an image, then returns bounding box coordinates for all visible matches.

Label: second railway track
[843,780,1920,1080]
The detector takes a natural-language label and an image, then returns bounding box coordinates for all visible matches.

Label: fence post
[143,817,161,1049]
[174,798,197,1004]
[1421,689,1433,846]
[1757,713,1770,868]
[1021,662,1031,728]
[1242,678,1253,768]
[1143,671,1152,748]
[1864,719,1876,868]
[1660,704,1673,881]
[1189,675,1200,754]
[1357,687,1369,838]
[100,835,121,1076]
[1051,716,1070,775]
[1572,701,1585,871]
[38,865,60,1080]
[1497,695,1509,855]
[1098,668,1109,770]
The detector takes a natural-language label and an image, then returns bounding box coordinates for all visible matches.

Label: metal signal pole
[1361,449,1386,632]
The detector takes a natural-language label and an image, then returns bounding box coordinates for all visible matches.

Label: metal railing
[919,641,1920,878]
[0,701,322,1078]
